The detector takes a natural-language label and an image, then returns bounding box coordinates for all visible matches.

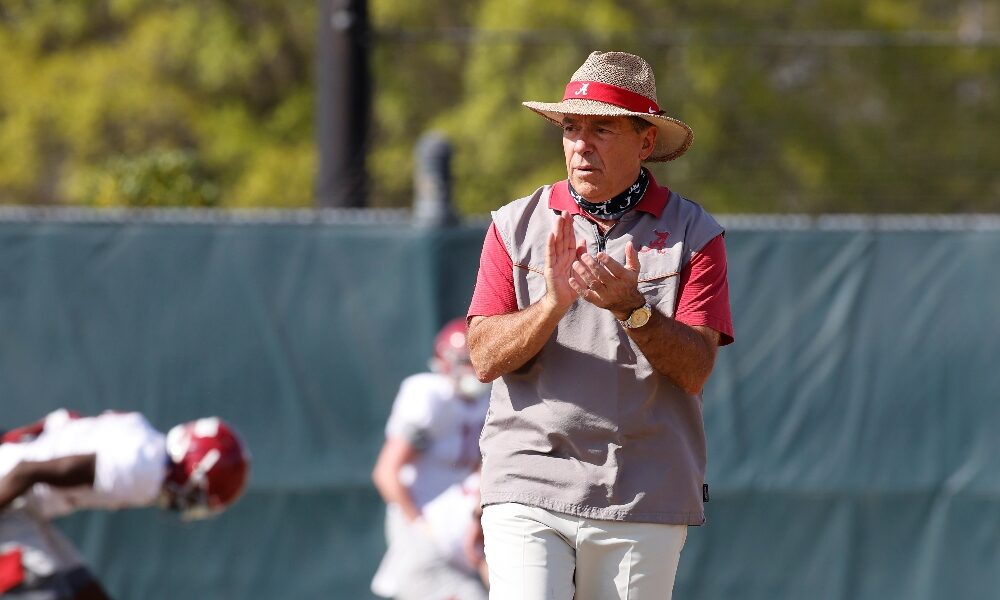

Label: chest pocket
[638,273,680,317]
[636,245,683,316]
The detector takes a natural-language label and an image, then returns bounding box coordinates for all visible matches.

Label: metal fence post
[412,132,457,226]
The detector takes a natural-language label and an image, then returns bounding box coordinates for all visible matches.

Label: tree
[1,0,998,213]
[0,0,316,207]
[371,0,1000,214]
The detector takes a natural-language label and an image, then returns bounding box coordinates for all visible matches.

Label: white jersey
[421,471,482,567]
[0,410,167,519]
[371,472,485,599]
[384,372,489,509]
[1,508,84,587]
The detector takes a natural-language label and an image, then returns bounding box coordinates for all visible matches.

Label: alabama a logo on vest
[639,230,670,254]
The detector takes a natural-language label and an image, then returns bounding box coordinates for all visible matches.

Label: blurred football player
[0,409,250,599]
[371,318,490,600]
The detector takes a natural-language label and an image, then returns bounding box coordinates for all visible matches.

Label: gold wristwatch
[619,302,652,329]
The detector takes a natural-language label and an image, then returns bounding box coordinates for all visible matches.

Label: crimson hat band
[561,81,663,115]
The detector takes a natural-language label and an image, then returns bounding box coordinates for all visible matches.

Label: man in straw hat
[466,51,734,599]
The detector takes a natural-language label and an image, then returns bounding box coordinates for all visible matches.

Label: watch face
[629,305,651,328]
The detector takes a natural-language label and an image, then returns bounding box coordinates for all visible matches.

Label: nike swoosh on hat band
[562,80,663,115]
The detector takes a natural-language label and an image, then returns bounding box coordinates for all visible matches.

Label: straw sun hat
[523,51,694,162]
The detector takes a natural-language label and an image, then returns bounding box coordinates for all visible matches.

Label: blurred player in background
[371,318,490,600]
[0,409,250,599]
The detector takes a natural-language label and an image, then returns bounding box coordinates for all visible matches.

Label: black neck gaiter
[568,167,649,220]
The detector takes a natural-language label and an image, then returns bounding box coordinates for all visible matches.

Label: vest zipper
[589,221,617,253]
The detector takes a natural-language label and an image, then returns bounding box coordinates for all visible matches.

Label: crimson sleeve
[674,234,734,346]
[467,222,518,318]
[1,420,46,444]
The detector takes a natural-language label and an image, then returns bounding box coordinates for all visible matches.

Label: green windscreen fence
[1,210,998,599]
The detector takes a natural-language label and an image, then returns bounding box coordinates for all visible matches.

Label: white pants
[481,503,687,600]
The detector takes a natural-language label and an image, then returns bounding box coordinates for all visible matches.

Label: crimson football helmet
[430,317,488,398]
[162,417,250,520]
[430,318,472,375]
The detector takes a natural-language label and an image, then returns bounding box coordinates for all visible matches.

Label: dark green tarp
[1,212,997,599]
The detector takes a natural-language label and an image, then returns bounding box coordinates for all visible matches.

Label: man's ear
[639,126,657,160]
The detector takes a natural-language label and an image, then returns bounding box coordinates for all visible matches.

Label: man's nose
[573,137,591,154]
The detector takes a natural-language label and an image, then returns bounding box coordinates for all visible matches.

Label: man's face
[562,114,657,204]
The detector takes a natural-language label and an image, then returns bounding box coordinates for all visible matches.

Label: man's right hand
[468,212,583,382]
[544,211,584,313]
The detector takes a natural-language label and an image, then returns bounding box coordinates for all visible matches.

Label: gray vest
[479,183,724,524]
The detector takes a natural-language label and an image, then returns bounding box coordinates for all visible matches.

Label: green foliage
[0,0,316,207]
[370,0,1000,215]
[0,0,998,213]
[72,149,220,207]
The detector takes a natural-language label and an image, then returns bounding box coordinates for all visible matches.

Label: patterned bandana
[568,168,649,220]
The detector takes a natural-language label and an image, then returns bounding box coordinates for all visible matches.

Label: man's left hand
[569,241,646,320]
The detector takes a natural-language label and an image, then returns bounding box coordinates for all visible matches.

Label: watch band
[618,302,652,329]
